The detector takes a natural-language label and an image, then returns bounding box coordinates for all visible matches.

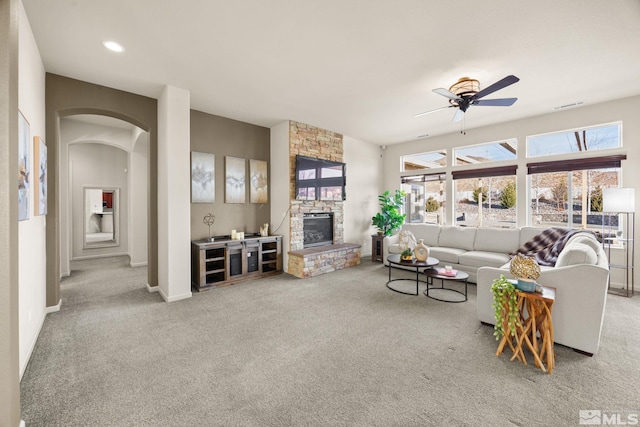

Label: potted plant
[400,248,413,261]
[371,190,406,236]
[490,275,520,340]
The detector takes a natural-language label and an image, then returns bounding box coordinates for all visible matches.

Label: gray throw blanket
[511,227,594,267]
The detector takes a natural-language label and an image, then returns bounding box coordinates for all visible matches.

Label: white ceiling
[22,0,640,145]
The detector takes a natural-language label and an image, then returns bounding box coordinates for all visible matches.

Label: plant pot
[516,278,536,292]
[401,255,413,261]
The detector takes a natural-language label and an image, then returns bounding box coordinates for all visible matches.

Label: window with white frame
[401,150,446,172]
[454,139,517,166]
[401,174,446,225]
[452,166,517,228]
[527,156,625,231]
[527,122,621,157]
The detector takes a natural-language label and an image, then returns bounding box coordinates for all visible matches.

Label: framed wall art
[249,159,268,204]
[225,156,245,203]
[34,136,47,215]
[18,111,30,221]
[191,151,215,203]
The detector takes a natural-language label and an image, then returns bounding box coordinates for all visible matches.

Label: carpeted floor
[20,256,640,426]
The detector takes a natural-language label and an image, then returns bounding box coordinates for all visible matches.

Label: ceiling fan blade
[413,105,453,118]
[474,75,519,100]
[452,108,464,123]
[433,88,460,101]
[474,98,518,107]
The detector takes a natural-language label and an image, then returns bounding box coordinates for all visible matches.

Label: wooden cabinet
[191,235,282,291]
[371,234,384,262]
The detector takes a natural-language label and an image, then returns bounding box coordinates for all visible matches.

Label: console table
[191,235,282,291]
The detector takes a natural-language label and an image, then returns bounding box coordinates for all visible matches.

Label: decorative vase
[414,239,430,261]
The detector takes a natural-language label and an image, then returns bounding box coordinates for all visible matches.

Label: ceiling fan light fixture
[449,77,480,97]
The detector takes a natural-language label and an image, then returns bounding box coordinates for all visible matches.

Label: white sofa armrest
[382,234,399,266]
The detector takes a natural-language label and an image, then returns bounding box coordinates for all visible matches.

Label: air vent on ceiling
[417,134,430,139]
[553,101,584,110]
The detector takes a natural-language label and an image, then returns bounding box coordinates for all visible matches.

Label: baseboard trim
[20,420,25,427]
[45,299,62,314]
[130,261,148,268]
[158,288,192,303]
[146,284,159,293]
[71,252,128,261]
[20,307,48,381]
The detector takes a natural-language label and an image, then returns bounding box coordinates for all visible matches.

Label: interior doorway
[59,114,149,278]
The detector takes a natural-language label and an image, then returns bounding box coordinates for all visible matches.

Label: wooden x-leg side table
[496,285,556,374]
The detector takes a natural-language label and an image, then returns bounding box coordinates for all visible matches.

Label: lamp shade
[603,188,636,213]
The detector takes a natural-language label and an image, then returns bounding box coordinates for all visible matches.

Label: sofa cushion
[402,223,441,247]
[555,242,598,267]
[459,251,512,269]
[474,228,521,253]
[429,247,467,264]
[438,226,476,251]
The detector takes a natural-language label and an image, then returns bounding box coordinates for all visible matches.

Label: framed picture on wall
[18,110,30,221]
[249,159,268,203]
[225,156,246,203]
[34,136,47,215]
[191,151,215,203]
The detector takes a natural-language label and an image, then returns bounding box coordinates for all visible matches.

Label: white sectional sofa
[384,223,610,355]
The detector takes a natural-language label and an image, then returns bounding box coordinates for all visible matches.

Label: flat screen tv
[295,155,346,201]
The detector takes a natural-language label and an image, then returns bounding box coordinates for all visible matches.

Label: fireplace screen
[303,213,334,248]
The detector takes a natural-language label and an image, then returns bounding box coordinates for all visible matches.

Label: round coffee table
[423,268,469,303]
[386,254,439,296]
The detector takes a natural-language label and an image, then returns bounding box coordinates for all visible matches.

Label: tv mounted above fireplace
[295,155,346,201]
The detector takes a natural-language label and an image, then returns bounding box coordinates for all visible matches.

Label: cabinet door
[227,242,244,278]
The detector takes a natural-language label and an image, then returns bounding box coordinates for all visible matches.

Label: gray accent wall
[190,110,270,240]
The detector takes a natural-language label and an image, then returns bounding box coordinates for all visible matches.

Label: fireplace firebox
[303,213,334,248]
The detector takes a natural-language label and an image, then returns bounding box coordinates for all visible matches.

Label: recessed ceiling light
[102,41,124,53]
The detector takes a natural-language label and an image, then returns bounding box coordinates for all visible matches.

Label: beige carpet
[20,256,640,426]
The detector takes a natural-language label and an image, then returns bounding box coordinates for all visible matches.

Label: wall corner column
[157,85,192,302]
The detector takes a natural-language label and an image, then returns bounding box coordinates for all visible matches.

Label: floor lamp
[602,188,635,297]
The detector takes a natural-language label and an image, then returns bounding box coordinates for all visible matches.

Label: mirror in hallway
[84,187,119,248]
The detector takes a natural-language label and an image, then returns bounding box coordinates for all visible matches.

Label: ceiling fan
[415,75,520,123]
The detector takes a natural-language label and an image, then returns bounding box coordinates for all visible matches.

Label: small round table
[423,268,469,303]
[386,254,439,296]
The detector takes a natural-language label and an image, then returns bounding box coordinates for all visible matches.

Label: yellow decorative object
[510,254,541,281]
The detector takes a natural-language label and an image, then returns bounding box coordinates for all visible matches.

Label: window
[528,155,624,231]
[401,174,445,224]
[401,150,446,172]
[527,122,621,157]
[454,139,517,166]
[452,166,517,228]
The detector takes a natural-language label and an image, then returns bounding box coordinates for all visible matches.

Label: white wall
[68,143,129,259]
[129,131,148,267]
[343,135,383,255]
[269,121,291,270]
[17,1,47,379]
[383,95,640,285]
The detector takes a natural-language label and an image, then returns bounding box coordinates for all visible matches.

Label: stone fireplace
[286,121,361,278]
[303,212,334,248]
